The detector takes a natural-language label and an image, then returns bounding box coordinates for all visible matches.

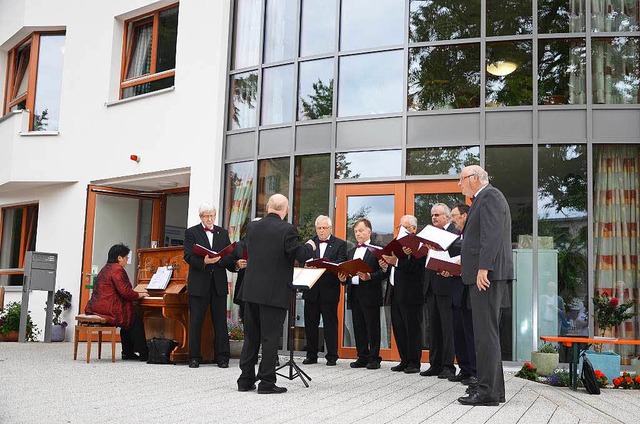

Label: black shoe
[458,392,499,406]
[258,385,287,394]
[420,366,443,377]
[326,359,337,366]
[404,366,420,374]
[366,361,381,369]
[500,396,506,403]
[448,372,470,382]
[218,361,229,368]
[462,376,478,386]
[189,359,200,368]
[122,353,140,360]
[238,383,256,392]
[465,386,476,394]
[302,358,317,365]
[350,360,368,368]
[391,364,407,372]
[438,368,456,379]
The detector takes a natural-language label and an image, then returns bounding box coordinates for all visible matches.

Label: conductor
[236,194,316,394]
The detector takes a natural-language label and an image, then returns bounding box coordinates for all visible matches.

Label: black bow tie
[204,227,215,233]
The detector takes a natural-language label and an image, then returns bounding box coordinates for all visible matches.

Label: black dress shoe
[438,368,456,379]
[458,392,499,406]
[258,385,287,394]
[326,359,337,366]
[189,359,200,368]
[420,366,443,376]
[302,358,317,365]
[465,386,476,394]
[462,376,478,386]
[366,361,381,369]
[448,372,470,382]
[350,360,368,368]
[122,353,140,360]
[500,396,506,403]
[218,361,229,368]
[238,383,256,392]
[391,364,407,372]
[403,366,420,374]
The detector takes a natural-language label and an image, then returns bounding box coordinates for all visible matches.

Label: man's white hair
[198,203,216,215]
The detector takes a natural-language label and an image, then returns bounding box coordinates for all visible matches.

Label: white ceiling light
[486,61,517,76]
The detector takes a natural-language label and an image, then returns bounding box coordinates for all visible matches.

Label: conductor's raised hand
[204,255,221,265]
[306,239,317,251]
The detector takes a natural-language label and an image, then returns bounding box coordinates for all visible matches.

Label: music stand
[275,288,312,387]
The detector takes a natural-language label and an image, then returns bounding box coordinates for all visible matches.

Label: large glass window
[264,0,297,64]
[228,71,258,130]
[407,146,480,176]
[224,162,255,242]
[5,42,31,113]
[338,51,403,117]
[232,0,262,69]
[592,37,639,104]
[335,150,402,179]
[486,41,533,107]
[538,0,586,33]
[486,0,533,36]
[592,0,639,32]
[257,158,290,217]
[408,44,481,111]
[298,59,334,120]
[409,0,481,42]
[300,0,336,57]
[0,205,38,286]
[261,64,295,125]
[293,154,331,239]
[340,0,404,51]
[538,39,587,105]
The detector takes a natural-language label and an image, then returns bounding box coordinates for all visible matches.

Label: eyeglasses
[200,214,215,219]
[459,174,475,181]
[316,226,331,230]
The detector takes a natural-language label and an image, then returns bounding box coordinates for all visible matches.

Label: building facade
[1,0,639,362]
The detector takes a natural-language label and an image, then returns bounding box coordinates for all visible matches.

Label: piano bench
[73,314,117,364]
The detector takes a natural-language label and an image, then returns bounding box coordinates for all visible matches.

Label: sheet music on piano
[147,266,174,290]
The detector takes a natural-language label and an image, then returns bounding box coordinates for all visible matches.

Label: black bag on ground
[147,337,178,364]
[580,351,601,394]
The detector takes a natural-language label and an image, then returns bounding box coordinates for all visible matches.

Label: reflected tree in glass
[407,146,480,176]
[33,34,65,131]
[486,41,533,107]
[335,151,402,179]
[298,58,334,120]
[257,158,290,217]
[228,71,258,129]
[486,0,532,36]
[592,37,640,105]
[408,45,480,110]
[538,0,586,33]
[409,0,480,42]
[335,153,361,179]
[293,154,331,240]
[300,79,333,120]
[538,39,587,105]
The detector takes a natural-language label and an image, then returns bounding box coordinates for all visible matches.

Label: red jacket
[85,263,138,328]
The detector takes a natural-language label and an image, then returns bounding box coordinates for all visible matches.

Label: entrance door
[335,181,465,361]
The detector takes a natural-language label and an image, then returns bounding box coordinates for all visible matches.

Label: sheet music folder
[415,225,459,251]
[291,267,326,289]
[193,242,236,258]
[425,250,461,276]
[305,258,372,277]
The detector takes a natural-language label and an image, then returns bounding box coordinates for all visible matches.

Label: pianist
[85,243,149,361]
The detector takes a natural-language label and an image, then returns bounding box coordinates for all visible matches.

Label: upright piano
[136,247,214,362]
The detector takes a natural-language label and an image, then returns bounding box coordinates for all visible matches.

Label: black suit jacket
[183,224,235,297]
[345,246,385,309]
[238,213,314,310]
[387,253,426,305]
[230,240,246,306]
[303,235,347,304]
[424,223,460,296]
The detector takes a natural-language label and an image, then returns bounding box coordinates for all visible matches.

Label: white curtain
[126,23,153,79]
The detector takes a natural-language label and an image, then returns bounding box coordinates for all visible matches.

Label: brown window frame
[119,3,179,99]
[0,204,39,286]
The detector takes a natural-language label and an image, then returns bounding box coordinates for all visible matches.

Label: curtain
[594,146,640,356]
[126,22,153,79]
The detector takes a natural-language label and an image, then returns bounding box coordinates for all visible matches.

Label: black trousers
[237,302,287,389]
[425,291,455,370]
[121,312,148,356]
[452,293,476,376]
[304,300,339,362]
[391,300,423,368]
[188,290,229,362]
[350,289,381,364]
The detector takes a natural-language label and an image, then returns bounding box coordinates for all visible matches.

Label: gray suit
[449,184,513,402]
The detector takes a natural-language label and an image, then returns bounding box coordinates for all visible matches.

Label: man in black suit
[338,218,385,370]
[237,194,316,394]
[183,203,236,369]
[420,203,457,379]
[380,215,425,374]
[449,165,513,406]
[303,215,347,366]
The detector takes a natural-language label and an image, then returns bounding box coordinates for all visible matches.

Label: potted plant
[228,319,244,358]
[0,301,40,342]
[531,343,559,376]
[46,288,72,342]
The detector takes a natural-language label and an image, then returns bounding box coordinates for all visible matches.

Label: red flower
[635,376,640,383]
[610,297,619,307]
[524,362,534,369]
[625,377,632,384]
[595,370,604,378]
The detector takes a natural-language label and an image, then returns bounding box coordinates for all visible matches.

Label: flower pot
[531,351,559,376]
[0,331,19,342]
[51,324,66,342]
[229,339,244,358]
[579,350,621,383]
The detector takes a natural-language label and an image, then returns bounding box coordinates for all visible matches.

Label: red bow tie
[318,240,328,244]
[204,227,215,233]
[356,243,366,248]
[470,196,476,203]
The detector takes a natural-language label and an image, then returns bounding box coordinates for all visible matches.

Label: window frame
[0,203,39,286]
[119,3,179,99]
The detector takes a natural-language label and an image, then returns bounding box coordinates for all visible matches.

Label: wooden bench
[73,314,117,363]
[540,335,640,390]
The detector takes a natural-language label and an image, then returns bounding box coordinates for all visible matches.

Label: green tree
[300,78,333,120]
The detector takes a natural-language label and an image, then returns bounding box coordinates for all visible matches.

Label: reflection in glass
[486,0,532,36]
[257,158,290,217]
[408,44,480,111]
[261,64,295,125]
[232,0,261,69]
[537,145,587,339]
[121,76,174,100]
[592,37,639,104]
[338,51,403,117]
[300,0,336,57]
[407,147,480,176]
[592,0,639,32]
[538,39,587,105]
[298,59,334,120]
[335,150,401,179]
[340,0,404,51]
[228,71,258,130]
[293,155,331,239]
[224,161,255,242]
[33,35,65,131]
[264,0,297,63]
[486,41,533,107]
[538,0,586,33]
[156,6,179,72]
[409,0,480,42]
[7,42,31,112]
[164,192,189,247]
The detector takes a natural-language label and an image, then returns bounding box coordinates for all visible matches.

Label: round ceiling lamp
[486,61,517,76]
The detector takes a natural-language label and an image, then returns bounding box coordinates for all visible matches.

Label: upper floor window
[0,204,38,286]
[3,33,65,131]
[120,4,179,99]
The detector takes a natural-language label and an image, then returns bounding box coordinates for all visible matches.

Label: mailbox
[20,252,58,342]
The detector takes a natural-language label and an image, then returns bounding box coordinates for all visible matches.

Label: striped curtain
[594,145,640,357]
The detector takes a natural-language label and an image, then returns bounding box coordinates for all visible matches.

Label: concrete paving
[1,342,638,423]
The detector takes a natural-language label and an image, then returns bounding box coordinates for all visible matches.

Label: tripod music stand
[275,287,312,387]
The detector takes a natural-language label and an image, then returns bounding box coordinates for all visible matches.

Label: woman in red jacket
[85,243,149,360]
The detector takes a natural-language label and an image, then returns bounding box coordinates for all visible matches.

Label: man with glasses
[450,165,513,406]
[302,215,347,366]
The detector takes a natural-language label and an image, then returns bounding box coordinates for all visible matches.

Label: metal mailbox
[20,252,58,342]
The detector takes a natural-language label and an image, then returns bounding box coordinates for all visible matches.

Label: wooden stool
[73,314,117,363]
